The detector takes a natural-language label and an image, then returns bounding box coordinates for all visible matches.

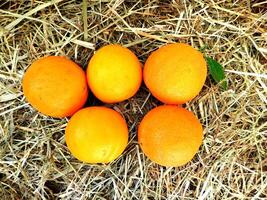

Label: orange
[87,44,142,103]
[138,105,203,167]
[144,43,207,104]
[22,56,88,118]
[65,106,128,163]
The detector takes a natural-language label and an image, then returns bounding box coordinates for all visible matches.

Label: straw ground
[0,0,266,199]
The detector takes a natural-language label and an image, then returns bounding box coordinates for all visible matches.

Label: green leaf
[205,56,228,90]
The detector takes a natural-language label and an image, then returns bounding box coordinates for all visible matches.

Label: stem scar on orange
[65,106,128,163]
[144,43,207,104]
[138,105,203,167]
[87,44,142,103]
[22,56,88,118]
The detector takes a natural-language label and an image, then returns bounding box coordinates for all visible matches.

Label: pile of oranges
[22,43,206,167]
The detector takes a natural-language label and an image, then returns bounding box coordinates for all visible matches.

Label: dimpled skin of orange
[144,43,207,104]
[65,107,128,163]
[87,44,142,103]
[138,105,203,167]
[22,56,88,118]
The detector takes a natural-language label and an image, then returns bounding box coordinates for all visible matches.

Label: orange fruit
[65,106,128,163]
[144,43,207,104]
[22,56,88,118]
[138,105,203,167]
[87,44,142,103]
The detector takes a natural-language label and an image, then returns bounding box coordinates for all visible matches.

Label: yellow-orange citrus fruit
[87,44,142,103]
[22,56,88,118]
[144,43,207,104]
[65,107,128,163]
[138,105,203,167]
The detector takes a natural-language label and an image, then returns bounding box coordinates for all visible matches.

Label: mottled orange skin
[87,44,142,103]
[144,43,207,104]
[65,107,128,163]
[138,105,203,167]
[22,56,88,118]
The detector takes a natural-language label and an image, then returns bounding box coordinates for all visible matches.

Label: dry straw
[0,0,266,199]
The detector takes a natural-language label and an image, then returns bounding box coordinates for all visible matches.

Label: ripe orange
[65,106,128,163]
[138,105,203,167]
[22,56,88,118]
[144,43,207,104]
[87,44,142,103]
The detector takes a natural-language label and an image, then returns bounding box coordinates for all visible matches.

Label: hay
[0,0,266,199]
